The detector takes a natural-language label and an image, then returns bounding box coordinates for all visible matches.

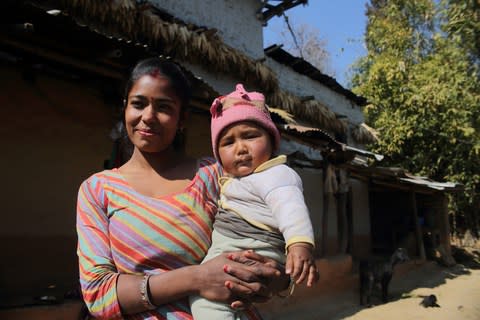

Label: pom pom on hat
[210,84,281,161]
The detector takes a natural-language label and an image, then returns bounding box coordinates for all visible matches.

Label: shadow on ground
[268,255,476,320]
[326,250,478,320]
[451,245,480,269]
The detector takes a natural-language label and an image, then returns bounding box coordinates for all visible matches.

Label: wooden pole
[322,187,329,256]
[411,191,426,260]
[440,194,452,256]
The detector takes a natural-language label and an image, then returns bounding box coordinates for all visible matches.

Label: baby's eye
[219,139,234,147]
[246,133,260,139]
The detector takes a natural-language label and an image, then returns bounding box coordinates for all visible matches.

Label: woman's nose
[141,104,155,123]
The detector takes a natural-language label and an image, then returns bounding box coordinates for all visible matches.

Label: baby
[190,84,318,319]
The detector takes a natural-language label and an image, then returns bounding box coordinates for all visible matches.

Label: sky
[263,1,369,88]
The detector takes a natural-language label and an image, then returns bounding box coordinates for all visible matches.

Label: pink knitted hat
[210,83,281,161]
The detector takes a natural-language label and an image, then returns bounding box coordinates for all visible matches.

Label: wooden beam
[0,35,125,79]
[260,0,308,23]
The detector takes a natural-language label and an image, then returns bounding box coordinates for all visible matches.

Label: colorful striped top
[76,158,225,319]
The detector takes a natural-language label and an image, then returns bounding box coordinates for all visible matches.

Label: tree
[440,0,480,66]
[351,0,480,236]
[278,16,334,75]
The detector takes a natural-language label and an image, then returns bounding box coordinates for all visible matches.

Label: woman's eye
[130,100,144,108]
[156,104,170,111]
[153,102,174,113]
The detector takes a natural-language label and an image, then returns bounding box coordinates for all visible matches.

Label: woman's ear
[179,109,189,129]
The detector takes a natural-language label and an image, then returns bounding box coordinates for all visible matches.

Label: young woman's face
[218,121,273,177]
[125,74,183,153]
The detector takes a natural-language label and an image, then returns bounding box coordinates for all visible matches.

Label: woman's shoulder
[195,157,223,181]
[197,156,217,167]
[80,169,123,189]
[197,157,221,172]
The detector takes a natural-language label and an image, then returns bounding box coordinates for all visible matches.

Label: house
[0,1,460,319]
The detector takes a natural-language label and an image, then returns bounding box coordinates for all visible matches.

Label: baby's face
[218,121,273,177]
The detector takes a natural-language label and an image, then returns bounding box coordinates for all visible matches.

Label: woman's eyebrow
[153,97,175,103]
[128,94,147,100]
[128,95,174,103]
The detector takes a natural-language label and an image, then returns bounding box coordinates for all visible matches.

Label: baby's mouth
[235,157,252,166]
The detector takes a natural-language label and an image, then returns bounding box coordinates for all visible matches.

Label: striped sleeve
[198,158,222,208]
[76,173,122,319]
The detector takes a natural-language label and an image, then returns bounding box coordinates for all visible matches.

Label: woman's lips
[137,129,157,137]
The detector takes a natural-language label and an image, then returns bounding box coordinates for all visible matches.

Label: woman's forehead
[130,75,176,96]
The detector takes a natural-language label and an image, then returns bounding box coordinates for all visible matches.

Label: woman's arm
[116,267,198,314]
[77,177,122,319]
[117,251,284,315]
[77,177,203,317]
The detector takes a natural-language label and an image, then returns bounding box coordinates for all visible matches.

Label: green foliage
[351,0,480,234]
[440,0,480,65]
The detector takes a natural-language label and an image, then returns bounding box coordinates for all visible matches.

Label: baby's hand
[285,243,318,287]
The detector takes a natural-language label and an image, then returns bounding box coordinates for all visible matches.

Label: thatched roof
[34,0,278,91]
[27,0,375,142]
[352,123,379,145]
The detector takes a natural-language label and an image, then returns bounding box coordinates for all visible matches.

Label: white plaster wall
[278,138,323,161]
[295,168,324,247]
[183,62,241,95]
[150,0,264,59]
[351,178,371,234]
[350,178,372,257]
[265,58,365,125]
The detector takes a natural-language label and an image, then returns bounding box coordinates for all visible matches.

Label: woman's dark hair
[123,57,192,110]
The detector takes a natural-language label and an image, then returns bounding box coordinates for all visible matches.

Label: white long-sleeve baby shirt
[218,155,315,248]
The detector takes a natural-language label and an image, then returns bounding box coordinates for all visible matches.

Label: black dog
[420,294,440,308]
[359,248,410,306]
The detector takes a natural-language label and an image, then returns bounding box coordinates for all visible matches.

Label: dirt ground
[266,246,480,320]
[341,263,480,319]
[327,246,480,320]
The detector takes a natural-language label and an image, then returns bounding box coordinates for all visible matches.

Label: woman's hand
[196,250,287,307]
[223,250,289,307]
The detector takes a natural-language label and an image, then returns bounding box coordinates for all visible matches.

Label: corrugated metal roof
[398,178,460,191]
[346,164,463,192]
[264,44,367,106]
[276,122,383,164]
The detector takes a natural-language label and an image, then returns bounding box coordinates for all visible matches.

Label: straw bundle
[352,123,379,144]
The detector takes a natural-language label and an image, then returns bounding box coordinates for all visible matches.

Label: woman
[76,58,286,319]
